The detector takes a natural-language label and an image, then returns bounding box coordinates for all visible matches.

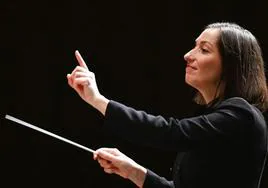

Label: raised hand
[67,50,109,115]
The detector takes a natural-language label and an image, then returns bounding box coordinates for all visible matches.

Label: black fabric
[144,169,174,188]
[103,97,268,188]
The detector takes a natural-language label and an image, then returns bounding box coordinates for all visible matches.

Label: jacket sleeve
[143,169,174,188]
[103,98,254,151]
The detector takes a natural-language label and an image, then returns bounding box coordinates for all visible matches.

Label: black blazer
[103,97,267,188]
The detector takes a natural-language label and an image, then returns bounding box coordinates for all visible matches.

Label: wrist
[90,95,110,116]
[128,164,147,188]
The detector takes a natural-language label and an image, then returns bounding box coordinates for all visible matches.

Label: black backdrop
[1,0,268,187]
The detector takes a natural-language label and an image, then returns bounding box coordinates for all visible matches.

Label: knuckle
[114,148,119,152]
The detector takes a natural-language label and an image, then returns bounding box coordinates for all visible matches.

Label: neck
[200,81,225,104]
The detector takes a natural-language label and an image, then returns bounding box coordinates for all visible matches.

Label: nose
[184,49,194,62]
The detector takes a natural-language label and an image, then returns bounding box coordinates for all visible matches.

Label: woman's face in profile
[184,28,222,95]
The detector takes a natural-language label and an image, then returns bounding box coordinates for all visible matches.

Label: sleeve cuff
[143,169,174,188]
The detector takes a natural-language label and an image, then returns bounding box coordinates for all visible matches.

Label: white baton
[5,114,95,154]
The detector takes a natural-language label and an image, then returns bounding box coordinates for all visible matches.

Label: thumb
[67,74,73,87]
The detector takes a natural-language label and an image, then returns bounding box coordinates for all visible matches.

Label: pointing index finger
[75,50,89,70]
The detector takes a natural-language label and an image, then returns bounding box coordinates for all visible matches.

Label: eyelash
[200,48,209,53]
[193,43,209,54]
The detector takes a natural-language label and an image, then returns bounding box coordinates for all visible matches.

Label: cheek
[185,62,222,89]
[198,60,222,82]
[202,70,221,84]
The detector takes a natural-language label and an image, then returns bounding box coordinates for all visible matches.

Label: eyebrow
[195,40,214,48]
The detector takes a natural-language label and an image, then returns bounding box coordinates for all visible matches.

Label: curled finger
[73,77,90,87]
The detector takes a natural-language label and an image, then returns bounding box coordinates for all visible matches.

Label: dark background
[1,0,268,187]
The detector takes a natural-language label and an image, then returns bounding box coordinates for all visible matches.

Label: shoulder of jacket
[219,97,265,122]
[221,97,251,106]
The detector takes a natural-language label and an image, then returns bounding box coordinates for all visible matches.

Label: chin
[185,74,194,86]
[185,75,199,90]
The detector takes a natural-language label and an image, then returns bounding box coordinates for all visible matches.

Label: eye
[200,47,209,53]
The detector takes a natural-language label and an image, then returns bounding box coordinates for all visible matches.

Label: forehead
[196,28,220,45]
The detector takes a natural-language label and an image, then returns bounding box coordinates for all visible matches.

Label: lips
[186,64,198,70]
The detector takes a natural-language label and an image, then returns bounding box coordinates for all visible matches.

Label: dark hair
[194,22,268,112]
